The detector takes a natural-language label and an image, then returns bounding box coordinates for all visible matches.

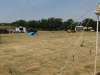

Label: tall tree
[64,19,74,30]
[18,20,26,27]
[82,18,96,31]
[40,19,49,30]
[48,17,62,31]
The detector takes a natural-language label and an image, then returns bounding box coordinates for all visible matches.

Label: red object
[0,29,9,34]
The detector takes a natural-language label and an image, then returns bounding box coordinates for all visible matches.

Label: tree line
[1,17,100,31]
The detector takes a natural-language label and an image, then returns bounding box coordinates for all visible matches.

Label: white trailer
[14,26,26,33]
[75,26,83,31]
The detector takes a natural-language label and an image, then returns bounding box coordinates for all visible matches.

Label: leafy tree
[39,19,49,30]
[82,18,96,31]
[8,17,97,31]
[63,19,74,30]
[11,21,18,26]
[26,20,39,29]
[48,17,62,31]
[18,20,26,27]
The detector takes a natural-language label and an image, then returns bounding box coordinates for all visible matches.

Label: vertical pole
[90,50,91,55]
[73,54,74,62]
[71,23,72,31]
[0,33,1,43]
[94,15,99,75]
[0,24,1,43]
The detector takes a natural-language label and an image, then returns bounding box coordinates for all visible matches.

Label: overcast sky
[0,0,99,23]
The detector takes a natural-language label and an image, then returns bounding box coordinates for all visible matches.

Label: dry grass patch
[0,31,100,75]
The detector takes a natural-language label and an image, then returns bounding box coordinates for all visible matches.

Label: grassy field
[0,31,100,75]
[0,26,15,29]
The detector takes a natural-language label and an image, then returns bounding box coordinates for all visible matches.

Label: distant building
[83,27,94,31]
[75,26,84,31]
[75,26,94,32]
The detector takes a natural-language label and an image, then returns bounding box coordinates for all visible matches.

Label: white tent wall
[15,26,26,33]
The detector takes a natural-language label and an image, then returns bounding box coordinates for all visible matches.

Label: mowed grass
[0,31,100,75]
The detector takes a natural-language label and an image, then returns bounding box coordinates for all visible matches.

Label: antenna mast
[94,3,100,75]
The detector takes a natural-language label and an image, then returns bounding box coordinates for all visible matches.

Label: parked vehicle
[0,29,9,34]
[27,28,37,36]
[27,28,37,33]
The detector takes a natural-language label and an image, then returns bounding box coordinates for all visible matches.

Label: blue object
[28,32,36,36]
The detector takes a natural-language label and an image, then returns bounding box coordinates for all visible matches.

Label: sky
[0,0,100,23]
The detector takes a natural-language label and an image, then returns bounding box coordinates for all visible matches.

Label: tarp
[28,32,36,36]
